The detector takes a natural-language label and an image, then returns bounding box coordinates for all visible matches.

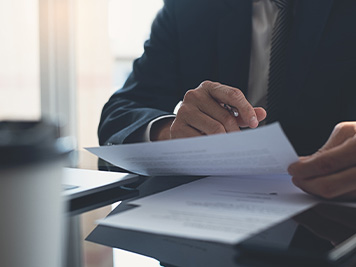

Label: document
[98,175,318,244]
[87,123,298,176]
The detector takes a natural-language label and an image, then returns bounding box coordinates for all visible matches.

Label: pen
[223,104,239,117]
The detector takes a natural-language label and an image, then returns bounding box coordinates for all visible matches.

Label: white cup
[0,121,71,267]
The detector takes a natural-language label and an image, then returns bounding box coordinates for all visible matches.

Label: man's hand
[288,122,356,200]
[152,81,266,141]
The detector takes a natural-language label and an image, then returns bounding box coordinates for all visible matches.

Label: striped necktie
[266,0,293,123]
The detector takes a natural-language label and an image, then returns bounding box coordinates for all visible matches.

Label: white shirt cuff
[143,115,176,142]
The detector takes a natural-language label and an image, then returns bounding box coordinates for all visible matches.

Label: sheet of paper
[87,123,298,176]
[98,175,318,244]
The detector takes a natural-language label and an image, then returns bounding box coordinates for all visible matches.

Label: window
[76,1,163,266]
[0,0,40,120]
[77,0,163,150]
[1,0,164,265]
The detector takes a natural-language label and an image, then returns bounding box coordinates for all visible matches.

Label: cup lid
[0,120,73,168]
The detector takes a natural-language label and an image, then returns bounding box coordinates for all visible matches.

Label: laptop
[62,168,141,215]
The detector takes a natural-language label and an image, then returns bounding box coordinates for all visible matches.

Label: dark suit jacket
[98,0,356,156]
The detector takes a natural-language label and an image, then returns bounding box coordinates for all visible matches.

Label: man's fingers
[200,81,260,128]
[194,95,241,133]
[291,166,356,200]
[174,81,267,139]
[254,107,267,123]
[174,104,228,136]
[321,122,356,151]
[288,136,356,178]
[234,107,267,127]
[170,121,204,139]
[289,122,356,201]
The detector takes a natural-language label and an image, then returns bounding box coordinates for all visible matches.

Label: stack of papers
[88,123,317,244]
[98,175,317,244]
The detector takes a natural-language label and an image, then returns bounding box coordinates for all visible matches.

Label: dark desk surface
[85,156,356,267]
[86,175,237,267]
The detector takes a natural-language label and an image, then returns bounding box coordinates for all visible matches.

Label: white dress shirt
[142,0,279,141]
[248,0,278,107]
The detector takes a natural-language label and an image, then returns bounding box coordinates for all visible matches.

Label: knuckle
[175,104,191,117]
[183,89,199,102]
[335,121,350,131]
[333,122,347,135]
[210,123,225,134]
[240,106,253,116]
[334,122,356,138]
[200,80,215,89]
[227,88,243,100]
[315,157,334,174]
[317,182,336,199]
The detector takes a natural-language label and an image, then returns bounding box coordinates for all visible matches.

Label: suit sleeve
[98,0,181,145]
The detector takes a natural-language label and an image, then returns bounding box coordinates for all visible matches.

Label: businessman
[99,0,356,157]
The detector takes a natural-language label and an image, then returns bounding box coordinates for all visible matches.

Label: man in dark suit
[98,0,356,198]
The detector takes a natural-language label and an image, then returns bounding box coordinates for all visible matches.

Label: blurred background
[0,0,163,266]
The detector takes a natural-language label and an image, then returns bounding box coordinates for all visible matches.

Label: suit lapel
[217,0,252,94]
[283,0,334,111]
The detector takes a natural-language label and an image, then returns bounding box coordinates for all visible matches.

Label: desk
[86,175,356,267]
[65,150,144,267]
